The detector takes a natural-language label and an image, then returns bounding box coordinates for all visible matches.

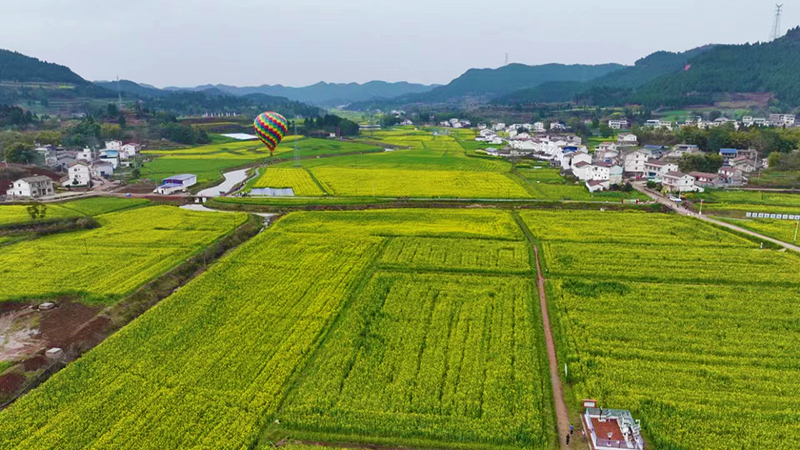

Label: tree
[26,203,47,221]
[709,110,722,121]
[131,168,141,179]
[118,114,126,128]
[107,103,118,117]
[678,153,723,173]
[591,117,600,128]
[5,142,34,163]
[599,124,614,138]
[36,130,61,146]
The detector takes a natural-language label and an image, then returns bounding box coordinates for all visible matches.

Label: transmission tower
[770,4,783,41]
[505,53,509,65]
[116,76,123,111]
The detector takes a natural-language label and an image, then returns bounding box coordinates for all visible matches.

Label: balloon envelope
[254,112,289,154]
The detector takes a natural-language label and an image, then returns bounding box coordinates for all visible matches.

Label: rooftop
[164,174,196,182]
[20,176,52,183]
[689,171,719,179]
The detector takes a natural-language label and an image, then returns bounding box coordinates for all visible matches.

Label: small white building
[493,123,506,131]
[608,119,628,130]
[581,403,645,450]
[5,176,54,198]
[120,143,141,160]
[617,133,638,145]
[585,179,610,193]
[623,150,651,175]
[597,142,617,153]
[76,148,99,162]
[668,144,700,158]
[155,174,197,195]
[644,159,678,182]
[104,140,123,151]
[533,122,546,133]
[663,171,703,192]
[67,162,92,186]
[93,161,114,177]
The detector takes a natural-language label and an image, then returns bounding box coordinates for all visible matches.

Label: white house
[585,179,610,193]
[155,174,197,195]
[623,150,651,175]
[769,114,795,127]
[608,119,628,130]
[77,148,99,162]
[479,129,495,137]
[400,119,413,126]
[597,142,617,153]
[572,161,592,180]
[718,166,747,185]
[100,154,120,169]
[644,159,678,182]
[533,122,546,133]
[493,123,506,131]
[477,123,487,130]
[104,140,123,151]
[731,156,757,173]
[663,171,703,192]
[67,162,92,186]
[93,161,114,177]
[617,133,638,145]
[550,122,567,131]
[592,162,623,184]
[120,143,141,159]
[668,144,700,158]
[5,176,54,198]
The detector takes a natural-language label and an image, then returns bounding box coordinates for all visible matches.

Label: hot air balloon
[253,111,289,156]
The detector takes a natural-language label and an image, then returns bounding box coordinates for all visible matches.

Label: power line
[770,4,783,41]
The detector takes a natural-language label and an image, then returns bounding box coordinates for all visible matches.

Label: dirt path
[533,246,571,449]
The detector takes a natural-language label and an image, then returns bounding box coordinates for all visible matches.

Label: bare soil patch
[38,302,102,348]
[0,373,24,395]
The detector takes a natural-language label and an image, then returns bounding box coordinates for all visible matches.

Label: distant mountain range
[159,81,438,106]
[348,63,625,109]
[7,28,800,113]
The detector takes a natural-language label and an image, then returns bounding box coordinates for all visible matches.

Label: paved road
[633,182,800,253]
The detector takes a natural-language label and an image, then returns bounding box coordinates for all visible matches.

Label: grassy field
[252,167,325,196]
[519,209,800,449]
[716,216,800,244]
[688,189,800,214]
[141,138,380,185]
[0,197,149,226]
[748,170,800,188]
[0,209,555,450]
[0,205,246,304]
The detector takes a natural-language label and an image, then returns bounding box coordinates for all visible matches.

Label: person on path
[570,424,574,435]
[566,434,570,446]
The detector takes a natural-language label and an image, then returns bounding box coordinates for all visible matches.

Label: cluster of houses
[4,140,142,199]
[642,114,796,131]
[474,119,767,194]
[438,118,472,129]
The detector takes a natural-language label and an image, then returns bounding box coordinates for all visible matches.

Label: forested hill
[163,80,438,106]
[348,63,624,109]
[500,46,713,104]
[0,49,87,84]
[502,27,800,108]
[95,79,168,98]
[632,27,800,108]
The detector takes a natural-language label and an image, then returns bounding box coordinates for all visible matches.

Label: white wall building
[67,162,92,186]
[623,150,651,174]
[5,176,54,198]
[608,119,628,130]
[104,140,122,151]
[617,133,638,145]
[663,171,703,192]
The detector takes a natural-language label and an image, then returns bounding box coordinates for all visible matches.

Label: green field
[0,205,246,304]
[0,209,554,450]
[0,197,149,226]
[141,138,380,185]
[689,189,800,214]
[520,209,800,449]
[716,217,800,244]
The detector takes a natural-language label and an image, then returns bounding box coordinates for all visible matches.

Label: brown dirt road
[533,246,571,449]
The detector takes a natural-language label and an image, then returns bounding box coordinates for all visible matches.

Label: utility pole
[794,220,799,244]
[294,116,300,168]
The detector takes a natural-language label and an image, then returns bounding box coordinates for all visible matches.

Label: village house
[663,171,703,192]
[533,122,545,133]
[668,144,700,158]
[643,145,669,159]
[400,119,413,126]
[769,114,795,127]
[608,119,628,130]
[67,162,92,186]
[623,149,651,175]
[589,162,623,184]
[688,171,722,188]
[617,133,638,146]
[644,159,678,182]
[550,122,567,131]
[585,179,610,193]
[719,148,739,162]
[104,140,123,151]
[477,123,487,130]
[581,402,645,450]
[93,161,115,177]
[154,174,197,195]
[718,166,747,185]
[5,176,55,198]
[730,156,758,173]
[77,148,99,162]
[597,142,617,153]
[493,123,506,131]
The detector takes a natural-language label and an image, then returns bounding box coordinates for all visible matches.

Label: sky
[1,0,795,88]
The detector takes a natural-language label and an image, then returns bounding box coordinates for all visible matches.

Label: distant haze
[1,0,793,87]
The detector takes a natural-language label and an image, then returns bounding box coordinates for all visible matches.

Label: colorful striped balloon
[253,111,289,155]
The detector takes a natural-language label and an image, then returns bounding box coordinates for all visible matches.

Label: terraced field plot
[690,189,800,213]
[520,209,800,449]
[252,167,324,196]
[0,209,554,450]
[0,206,246,304]
[717,216,800,243]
